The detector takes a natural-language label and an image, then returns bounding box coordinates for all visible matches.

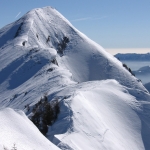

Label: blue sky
[0,0,150,54]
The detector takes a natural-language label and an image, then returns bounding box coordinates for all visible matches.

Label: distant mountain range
[115,53,150,61]
[144,82,150,92]
[132,66,150,84]
[133,66,150,74]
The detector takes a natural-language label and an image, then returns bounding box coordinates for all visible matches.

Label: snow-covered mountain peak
[1,6,150,150]
[0,6,148,106]
[0,6,73,49]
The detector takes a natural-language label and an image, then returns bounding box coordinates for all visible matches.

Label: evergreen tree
[54,100,60,120]
[30,96,60,136]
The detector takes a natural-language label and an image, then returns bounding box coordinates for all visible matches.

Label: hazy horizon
[106,48,150,55]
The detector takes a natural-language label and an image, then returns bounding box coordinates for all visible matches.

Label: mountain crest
[0,6,150,150]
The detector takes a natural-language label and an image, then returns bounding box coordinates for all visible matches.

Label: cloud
[93,16,108,20]
[71,16,108,22]
[71,17,92,22]
[15,12,21,18]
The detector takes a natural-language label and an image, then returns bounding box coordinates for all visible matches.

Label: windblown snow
[0,6,150,150]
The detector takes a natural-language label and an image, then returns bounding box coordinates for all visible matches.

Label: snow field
[48,80,149,150]
[0,108,60,150]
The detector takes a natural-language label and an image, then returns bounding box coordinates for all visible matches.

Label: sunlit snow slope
[0,6,146,91]
[48,80,150,150]
[0,108,60,150]
[0,6,150,150]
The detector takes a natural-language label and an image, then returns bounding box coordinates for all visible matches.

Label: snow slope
[0,7,146,91]
[0,6,150,150]
[0,108,60,150]
[48,80,150,150]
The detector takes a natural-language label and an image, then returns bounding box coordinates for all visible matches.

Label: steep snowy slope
[0,6,150,150]
[0,108,60,150]
[47,80,150,150]
[0,7,146,91]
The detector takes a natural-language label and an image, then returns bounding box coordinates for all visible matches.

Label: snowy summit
[0,6,150,150]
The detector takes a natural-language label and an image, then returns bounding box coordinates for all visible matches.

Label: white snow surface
[0,6,150,150]
[48,80,150,150]
[0,108,60,150]
[0,6,145,90]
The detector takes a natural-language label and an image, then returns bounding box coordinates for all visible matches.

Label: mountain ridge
[0,6,150,150]
[0,7,146,91]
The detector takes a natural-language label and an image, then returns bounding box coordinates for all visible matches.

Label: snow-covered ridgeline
[0,6,150,150]
[0,108,60,150]
[47,80,150,150]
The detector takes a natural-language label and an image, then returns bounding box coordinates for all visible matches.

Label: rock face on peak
[0,6,150,150]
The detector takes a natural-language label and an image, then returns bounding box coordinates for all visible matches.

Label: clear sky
[0,0,150,54]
